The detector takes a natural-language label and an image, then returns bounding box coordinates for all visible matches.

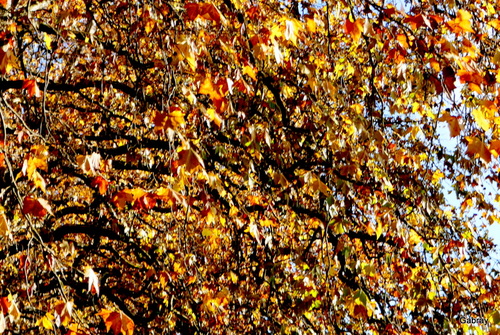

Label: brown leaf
[177,149,205,172]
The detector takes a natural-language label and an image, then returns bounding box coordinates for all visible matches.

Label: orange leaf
[54,301,73,327]
[396,34,409,49]
[0,42,16,74]
[111,188,147,209]
[91,176,109,195]
[344,18,363,43]
[489,140,500,157]
[133,193,157,210]
[22,79,41,98]
[185,3,221,24]
[199,76,222,101]
[97,309,134,335]
[404,14,425,30]
[153,106,185,131]
[22,196,53,217]
[489,19,500,30]
[465,137,491,162]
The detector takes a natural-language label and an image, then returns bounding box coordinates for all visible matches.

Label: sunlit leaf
[465,137,491,162]
[177,149,205,172]
[84,266,100,296]
[446,9,474,34]
[97,309,134,335]
[345,18,363,43]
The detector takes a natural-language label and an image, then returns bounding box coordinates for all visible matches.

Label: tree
[0,0,499,333]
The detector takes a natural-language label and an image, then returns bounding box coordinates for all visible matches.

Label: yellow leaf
[488,19,500,30]
[447,9,474,34]
[396,34,409,49]
[43,32,52,50]
[175,39,197,71]
[32,170,46,192]
[409,230,422,245]
[0,209,9,238]
[472,108,490,131]
[305,17,317,33]
[242,65,257,81]
[199,76,222,101]
[206,108,222,127]
[229,271,238,284]
[36,313,54,330]
[376,221,384,239]
[432,170,445,185]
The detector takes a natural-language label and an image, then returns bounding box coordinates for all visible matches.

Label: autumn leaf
[22,196,53,217]
[0,207,9,238]
[154,106,185,131]
[36,314,54,330]
[185,3,222,24]
[488,19,500,30]
[111,188,147,209]
[438,112,462,137]
[404,14,425,30]
[0,297,10,315]
[205,108,222,127]
[465,136,491,162]
[54,301,73,327]
[174,38,197,71]
[97,309,134,335]
[471,108,490,131]
[199,76,222,101]
[284,19,302,46]
[446,9,474,34]
[21,144,48,180]
[91,176,109,195]
[84,266,99,296]
[177,149,205,172]
[489,140,500,157]
[442,66,456,92]
[0,42,16,74]
[22,79,41,98]
[77,153,101,175]
[345,18,363,43]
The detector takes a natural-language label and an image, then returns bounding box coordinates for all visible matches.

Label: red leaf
[0,297,10,315]
[90,176,109,195]
[22,79,41,98]
[442,66,456,92]
[22,196,53,217]
[344,18,363,42]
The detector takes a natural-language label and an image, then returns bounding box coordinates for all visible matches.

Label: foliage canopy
[0,0,499,334]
